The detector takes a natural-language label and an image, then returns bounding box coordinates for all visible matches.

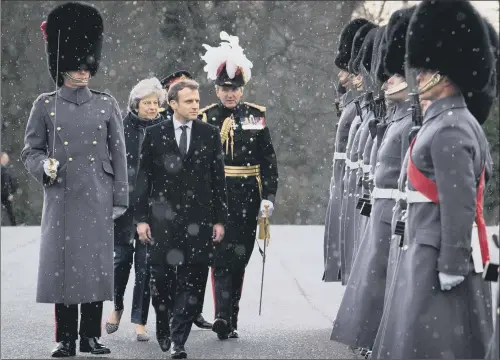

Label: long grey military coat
[323,91,356,282]
[485,278,499,360]
[352,108,375,256]
[372,94,493,359]
[331,101,413,349]
[21,86,128,305]
[339,99,365,284]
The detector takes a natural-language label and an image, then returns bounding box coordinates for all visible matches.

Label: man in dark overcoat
[134,79,228,359]
[21,2,128,357]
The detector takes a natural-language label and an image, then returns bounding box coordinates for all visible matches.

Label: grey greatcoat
[352,107,375,257]
[372,94,493,359]
[21,86,129,305]
[330,100,412,349]
[339,98,367,283]
[384,148,410,303]
[485,277,499,360]
[323,90,356,282]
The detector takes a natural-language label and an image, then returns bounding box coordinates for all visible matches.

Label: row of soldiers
[323,1,499,359]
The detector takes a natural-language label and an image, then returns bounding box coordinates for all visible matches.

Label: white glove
[112,206,127,220]
[438,272,465,291]
[259,199,274,217]
[43,158,59,179]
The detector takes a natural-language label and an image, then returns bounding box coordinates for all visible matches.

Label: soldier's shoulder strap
[36,91,57,102]
[89,89,114,99]
[244,102,266,113]
[198,103,218,122]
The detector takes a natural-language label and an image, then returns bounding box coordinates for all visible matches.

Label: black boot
[79,337,111,355]
[212,318,230,340]
[51,341,76,357]
[193,313,212,329]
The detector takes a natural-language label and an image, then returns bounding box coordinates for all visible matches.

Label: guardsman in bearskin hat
[199,31,279,340]
[331,8,417,358]
[323,18,372,284]
[348,24,378,265]
[158,69,214,331]
[20,1,128,357]
[371,1,496,358]
[339,20,377,284]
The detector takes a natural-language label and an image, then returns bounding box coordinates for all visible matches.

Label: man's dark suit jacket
[134,119,228,265]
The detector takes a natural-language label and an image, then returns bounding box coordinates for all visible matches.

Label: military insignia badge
[242,114,266,130]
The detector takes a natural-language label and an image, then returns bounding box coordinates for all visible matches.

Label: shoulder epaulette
[244,102,266,112]
[198,103,218,115]
[90,89,113,98]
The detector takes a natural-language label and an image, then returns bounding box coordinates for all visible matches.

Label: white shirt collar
[173,118,193,130]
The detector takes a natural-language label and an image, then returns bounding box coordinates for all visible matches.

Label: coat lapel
[164,120,181,156]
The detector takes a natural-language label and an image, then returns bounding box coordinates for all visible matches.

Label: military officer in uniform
[323,18,371,283]
[21,2,128,357]
[331,8,415,356]
[372,1,495,358]
[199,31,279,339]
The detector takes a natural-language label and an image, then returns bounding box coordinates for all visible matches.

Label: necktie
[179,125,188,157]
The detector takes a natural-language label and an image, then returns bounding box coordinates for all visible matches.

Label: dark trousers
[150,263,208,346]
[1,199,16,225]
[113,241,151,325]
[55,302,103,342]
[212,265,246,330]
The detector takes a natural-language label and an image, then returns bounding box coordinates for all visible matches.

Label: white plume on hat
[128,77,167,111]
[201,31,253,82]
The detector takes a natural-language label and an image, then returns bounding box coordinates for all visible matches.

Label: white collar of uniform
[173,118,193,130]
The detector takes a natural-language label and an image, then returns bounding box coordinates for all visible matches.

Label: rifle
[333,81,342,118]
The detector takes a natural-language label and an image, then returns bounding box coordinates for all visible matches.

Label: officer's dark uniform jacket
[198,101,278,266]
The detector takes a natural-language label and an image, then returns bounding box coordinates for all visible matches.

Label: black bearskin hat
[463,18,499,125]
[349,22,377,74]
[384,6,416,77]
[334,18,371,72]
[370,26,385,79]
[44,2,104,86]
[406,0,493,93]
[160,70,193,91]
[357,27,378,74]
[375,27,390,83]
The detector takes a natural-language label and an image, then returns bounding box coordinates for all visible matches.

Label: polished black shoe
[51,341,76,357]
[212,318,230,340]
[170,342,187,359]
[158,337,172,352]
[79,337,111,355]
[228,329,239,338]
[193,313,212,329]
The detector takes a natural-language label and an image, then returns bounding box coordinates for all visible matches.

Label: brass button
[68,157,73,162]
[45,100,49,104]
[101,110,105,114]
[92,141,97,145]
[98,125,102,129]
[57,127,61,131]
[50,112,55,116]
[64,141,68,145]
[90,157,95,162]
[103,97,108,100]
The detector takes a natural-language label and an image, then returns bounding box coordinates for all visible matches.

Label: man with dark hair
[372,1,496,358]
[21,2,128,357]
[135,78,228,358]
[199,31,279,340]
